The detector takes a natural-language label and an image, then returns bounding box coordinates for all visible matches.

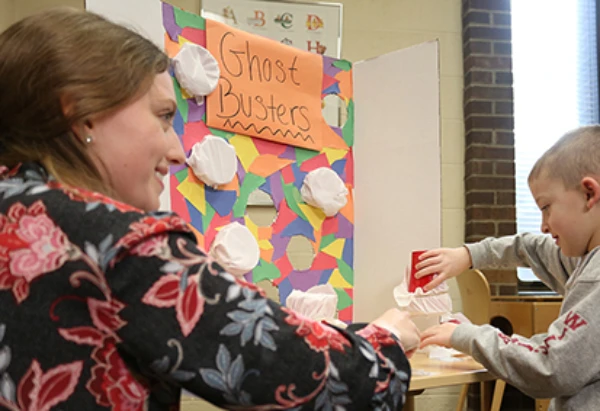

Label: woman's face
[86,72,185,211]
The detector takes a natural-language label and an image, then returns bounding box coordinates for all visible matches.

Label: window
[512,0,599,281]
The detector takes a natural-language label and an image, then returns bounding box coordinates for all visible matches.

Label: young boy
[417,125,600,410]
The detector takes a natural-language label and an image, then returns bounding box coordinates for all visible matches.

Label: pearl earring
[85,135,93,144]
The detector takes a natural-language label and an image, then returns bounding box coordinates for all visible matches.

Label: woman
[0,8,418,410]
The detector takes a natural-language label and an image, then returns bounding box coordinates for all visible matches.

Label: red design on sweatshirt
[497,310,587,355]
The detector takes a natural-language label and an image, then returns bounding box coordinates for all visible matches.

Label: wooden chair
[455,269,506,411]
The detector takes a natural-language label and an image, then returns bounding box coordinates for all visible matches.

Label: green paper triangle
[202,201,216,233]
[336,258,354,286]
[334,288,353,310]
[209,127,235,140]
[252,259,282,283]
[342,99,354,147]
[173,6,206,30]
[294,147,320,166]
[332,59,352,72]
[233,173,266,218]
[319,234,336,250]
[282,183,308,222]
[173,79,188,123]
[175,168,189,183]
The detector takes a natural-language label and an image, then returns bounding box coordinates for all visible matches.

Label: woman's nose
[166,128,186,166]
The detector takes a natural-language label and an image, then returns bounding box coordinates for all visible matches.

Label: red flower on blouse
[115,215,190,252]
[87,337,149,410]
[356,324,400,352]
[0,201,74,303]
[0,359,83,411]
[282,307,351,353]
[142,273,205,337]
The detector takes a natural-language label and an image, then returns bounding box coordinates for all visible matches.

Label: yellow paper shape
[229,135,260,171]
[322,147,348,164]
[258,239,273,250]
[181,88,192,99]
[244,215,259,239]
[322,238,345,259]
[248,155,294,178]
[177,177,206,214]
[298,204,326,230]
[328,268,352,288]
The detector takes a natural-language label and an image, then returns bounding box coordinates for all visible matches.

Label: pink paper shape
[183,122,210,151]
[281,165,296,185]
[181,26,206,46]
[299,153,330,173]
[311,253,337,270]
[253,138,288,156]
[321,217,339,236]
[272,201,297,234]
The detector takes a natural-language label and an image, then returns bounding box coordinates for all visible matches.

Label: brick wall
[462,0,517,295]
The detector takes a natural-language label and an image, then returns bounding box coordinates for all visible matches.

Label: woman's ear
[60,94,93,142]
[581,176,600,209]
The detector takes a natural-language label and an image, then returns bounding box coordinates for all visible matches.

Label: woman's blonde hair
[0,7,169,193]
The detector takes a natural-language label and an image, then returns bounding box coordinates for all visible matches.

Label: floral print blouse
[0,163,410,410]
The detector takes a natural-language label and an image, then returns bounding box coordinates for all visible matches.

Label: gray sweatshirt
[452,233,600,411]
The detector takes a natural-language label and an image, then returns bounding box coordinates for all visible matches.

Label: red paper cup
[409,250,435,292]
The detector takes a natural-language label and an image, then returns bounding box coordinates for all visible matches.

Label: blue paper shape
[185,199,203,233]
[291,163,308,191]
[278,278,293,305]
[319,269,334,284]
[280,217,315,241]
[173,110,184,137]
[205,188,237,217]
[259,178,272,196]
[323,82,341,96]
[331,159,346,178]
[343,238,354,266]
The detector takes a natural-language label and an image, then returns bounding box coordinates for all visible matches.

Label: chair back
[456,269,490,325]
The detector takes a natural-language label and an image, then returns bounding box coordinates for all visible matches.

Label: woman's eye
[161,111,175,123]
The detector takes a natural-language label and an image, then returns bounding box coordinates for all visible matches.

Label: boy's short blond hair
[528,125,600,188]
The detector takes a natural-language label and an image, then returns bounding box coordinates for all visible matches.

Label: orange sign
[206,19,324,151]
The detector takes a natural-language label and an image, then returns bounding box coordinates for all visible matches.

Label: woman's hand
[371,309,420,356]
[419,323,458,349]
[414,247,472,291]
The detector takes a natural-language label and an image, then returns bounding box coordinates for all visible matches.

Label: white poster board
[201,0,342,59]
[85,0,163,47]
[353,41,441,322]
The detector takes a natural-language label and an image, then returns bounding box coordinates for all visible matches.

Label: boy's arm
[466,232,578,294]
[451,278,600,398]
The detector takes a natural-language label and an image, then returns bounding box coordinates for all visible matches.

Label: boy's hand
[419,323,458,349]
[414,247,472,291]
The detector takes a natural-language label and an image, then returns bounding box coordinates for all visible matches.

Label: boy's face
[529,176,599,257]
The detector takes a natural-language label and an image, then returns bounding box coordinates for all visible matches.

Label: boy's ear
[581,176,600,209]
